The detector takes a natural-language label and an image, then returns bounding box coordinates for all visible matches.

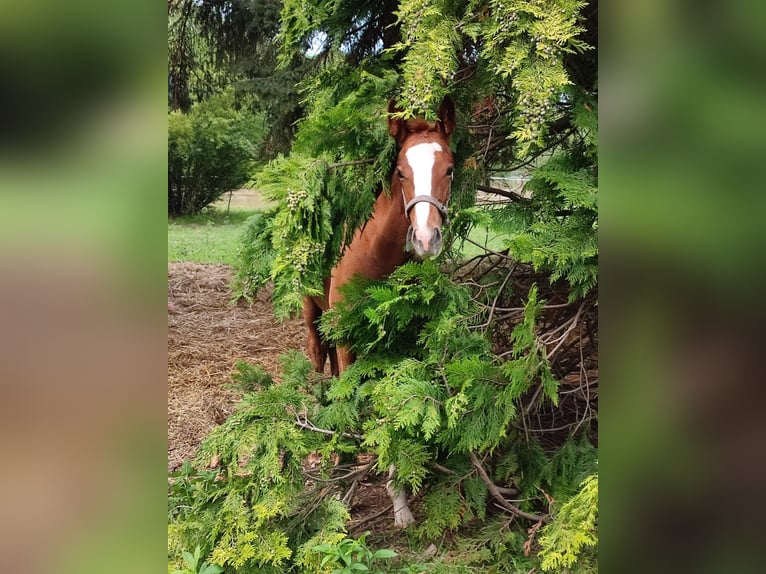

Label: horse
[302,95,456,527]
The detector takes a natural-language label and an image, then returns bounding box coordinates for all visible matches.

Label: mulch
[167,262,306,471]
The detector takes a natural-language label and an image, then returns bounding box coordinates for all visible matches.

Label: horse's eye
[397,168,405,179]
[446,166,454,177]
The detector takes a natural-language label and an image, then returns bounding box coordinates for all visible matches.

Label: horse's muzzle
[410,225,443,259]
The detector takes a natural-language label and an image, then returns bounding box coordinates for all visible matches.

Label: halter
[404,194,449,223]
[402,191,450,253]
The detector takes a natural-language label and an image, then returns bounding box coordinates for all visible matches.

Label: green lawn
[168,206,507,266]
[168,208,258,266]
[457,226,508,260]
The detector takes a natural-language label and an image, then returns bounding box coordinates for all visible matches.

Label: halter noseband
[403,194,450,253]
[404,194,449,223]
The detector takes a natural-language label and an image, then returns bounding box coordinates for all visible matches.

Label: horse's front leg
[336,346,356,375]
[328,347,339,378]
[303,297,326,373]
[385,465,415,528]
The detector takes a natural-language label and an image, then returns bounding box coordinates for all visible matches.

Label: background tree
[189,0,311,156]
[168,0,283,215]
[168,89,266,217]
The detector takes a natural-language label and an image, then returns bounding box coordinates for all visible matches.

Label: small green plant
[313,532,398,574]
[172,545,223,574]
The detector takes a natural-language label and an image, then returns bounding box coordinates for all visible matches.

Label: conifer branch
[326,158,376,169]
[470,452,548,523]
[429,462,456,475]
[294,415,364,441]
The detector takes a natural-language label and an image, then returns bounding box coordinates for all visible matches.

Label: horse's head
[388,96,456,259]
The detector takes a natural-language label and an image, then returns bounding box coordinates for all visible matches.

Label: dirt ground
[168,261,397,532]
[167,262,306,471]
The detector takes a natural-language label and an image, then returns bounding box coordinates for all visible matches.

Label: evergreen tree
[170,1,598,572]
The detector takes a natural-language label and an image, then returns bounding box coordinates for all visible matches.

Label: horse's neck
[366,183,410,265]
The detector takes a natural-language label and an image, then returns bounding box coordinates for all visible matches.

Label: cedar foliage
[171,1,598,572]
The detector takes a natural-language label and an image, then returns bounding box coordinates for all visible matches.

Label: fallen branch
[470,452,548,523]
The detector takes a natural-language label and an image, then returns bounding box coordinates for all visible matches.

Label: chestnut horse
[302,96,456,526]
[303,96,456,376]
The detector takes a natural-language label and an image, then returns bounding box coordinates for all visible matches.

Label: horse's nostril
[433,227,442,243]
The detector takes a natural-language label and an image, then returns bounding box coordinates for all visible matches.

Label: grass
[168,207,259,266]
[168,206,508,267]
[455,226,508,260]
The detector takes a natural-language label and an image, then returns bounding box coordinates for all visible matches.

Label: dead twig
[349,504,394,529]
[303,458,377,484]
[545,299,588,361]
[470,452,548,523]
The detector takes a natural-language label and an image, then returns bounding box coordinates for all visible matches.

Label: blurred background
[601,1,766,572]
[0,1,165,573]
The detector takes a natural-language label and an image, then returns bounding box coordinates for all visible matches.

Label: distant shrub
[168,90,265,216]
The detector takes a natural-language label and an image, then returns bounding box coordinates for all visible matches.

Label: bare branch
[327,158,376,169]
[477,184,530,204]
[470,452,548,523]
[546,299,588,361]
[294,416,364,441]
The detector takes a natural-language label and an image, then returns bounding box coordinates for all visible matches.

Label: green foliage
[172,545,223,574]
[313,532,397,574]
[168,353,352,574]
[236,0,598,310]
[232,209,278,301]
[168,89,266,216]
[169,284,596,570]
[502,285,559,404]
[390,0,461,116]
[498,98,598,299]
[468,0,589,152]
[168,1,233,112]
[538,473,598,572]
[227,360,275,393]
[176,0,307,157]
[233,65,402,315]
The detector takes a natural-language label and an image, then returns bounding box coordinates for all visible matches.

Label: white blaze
[405,142,443,230]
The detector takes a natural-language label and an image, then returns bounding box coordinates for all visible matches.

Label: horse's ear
[388,99,405,141]
[437,96,456,137]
